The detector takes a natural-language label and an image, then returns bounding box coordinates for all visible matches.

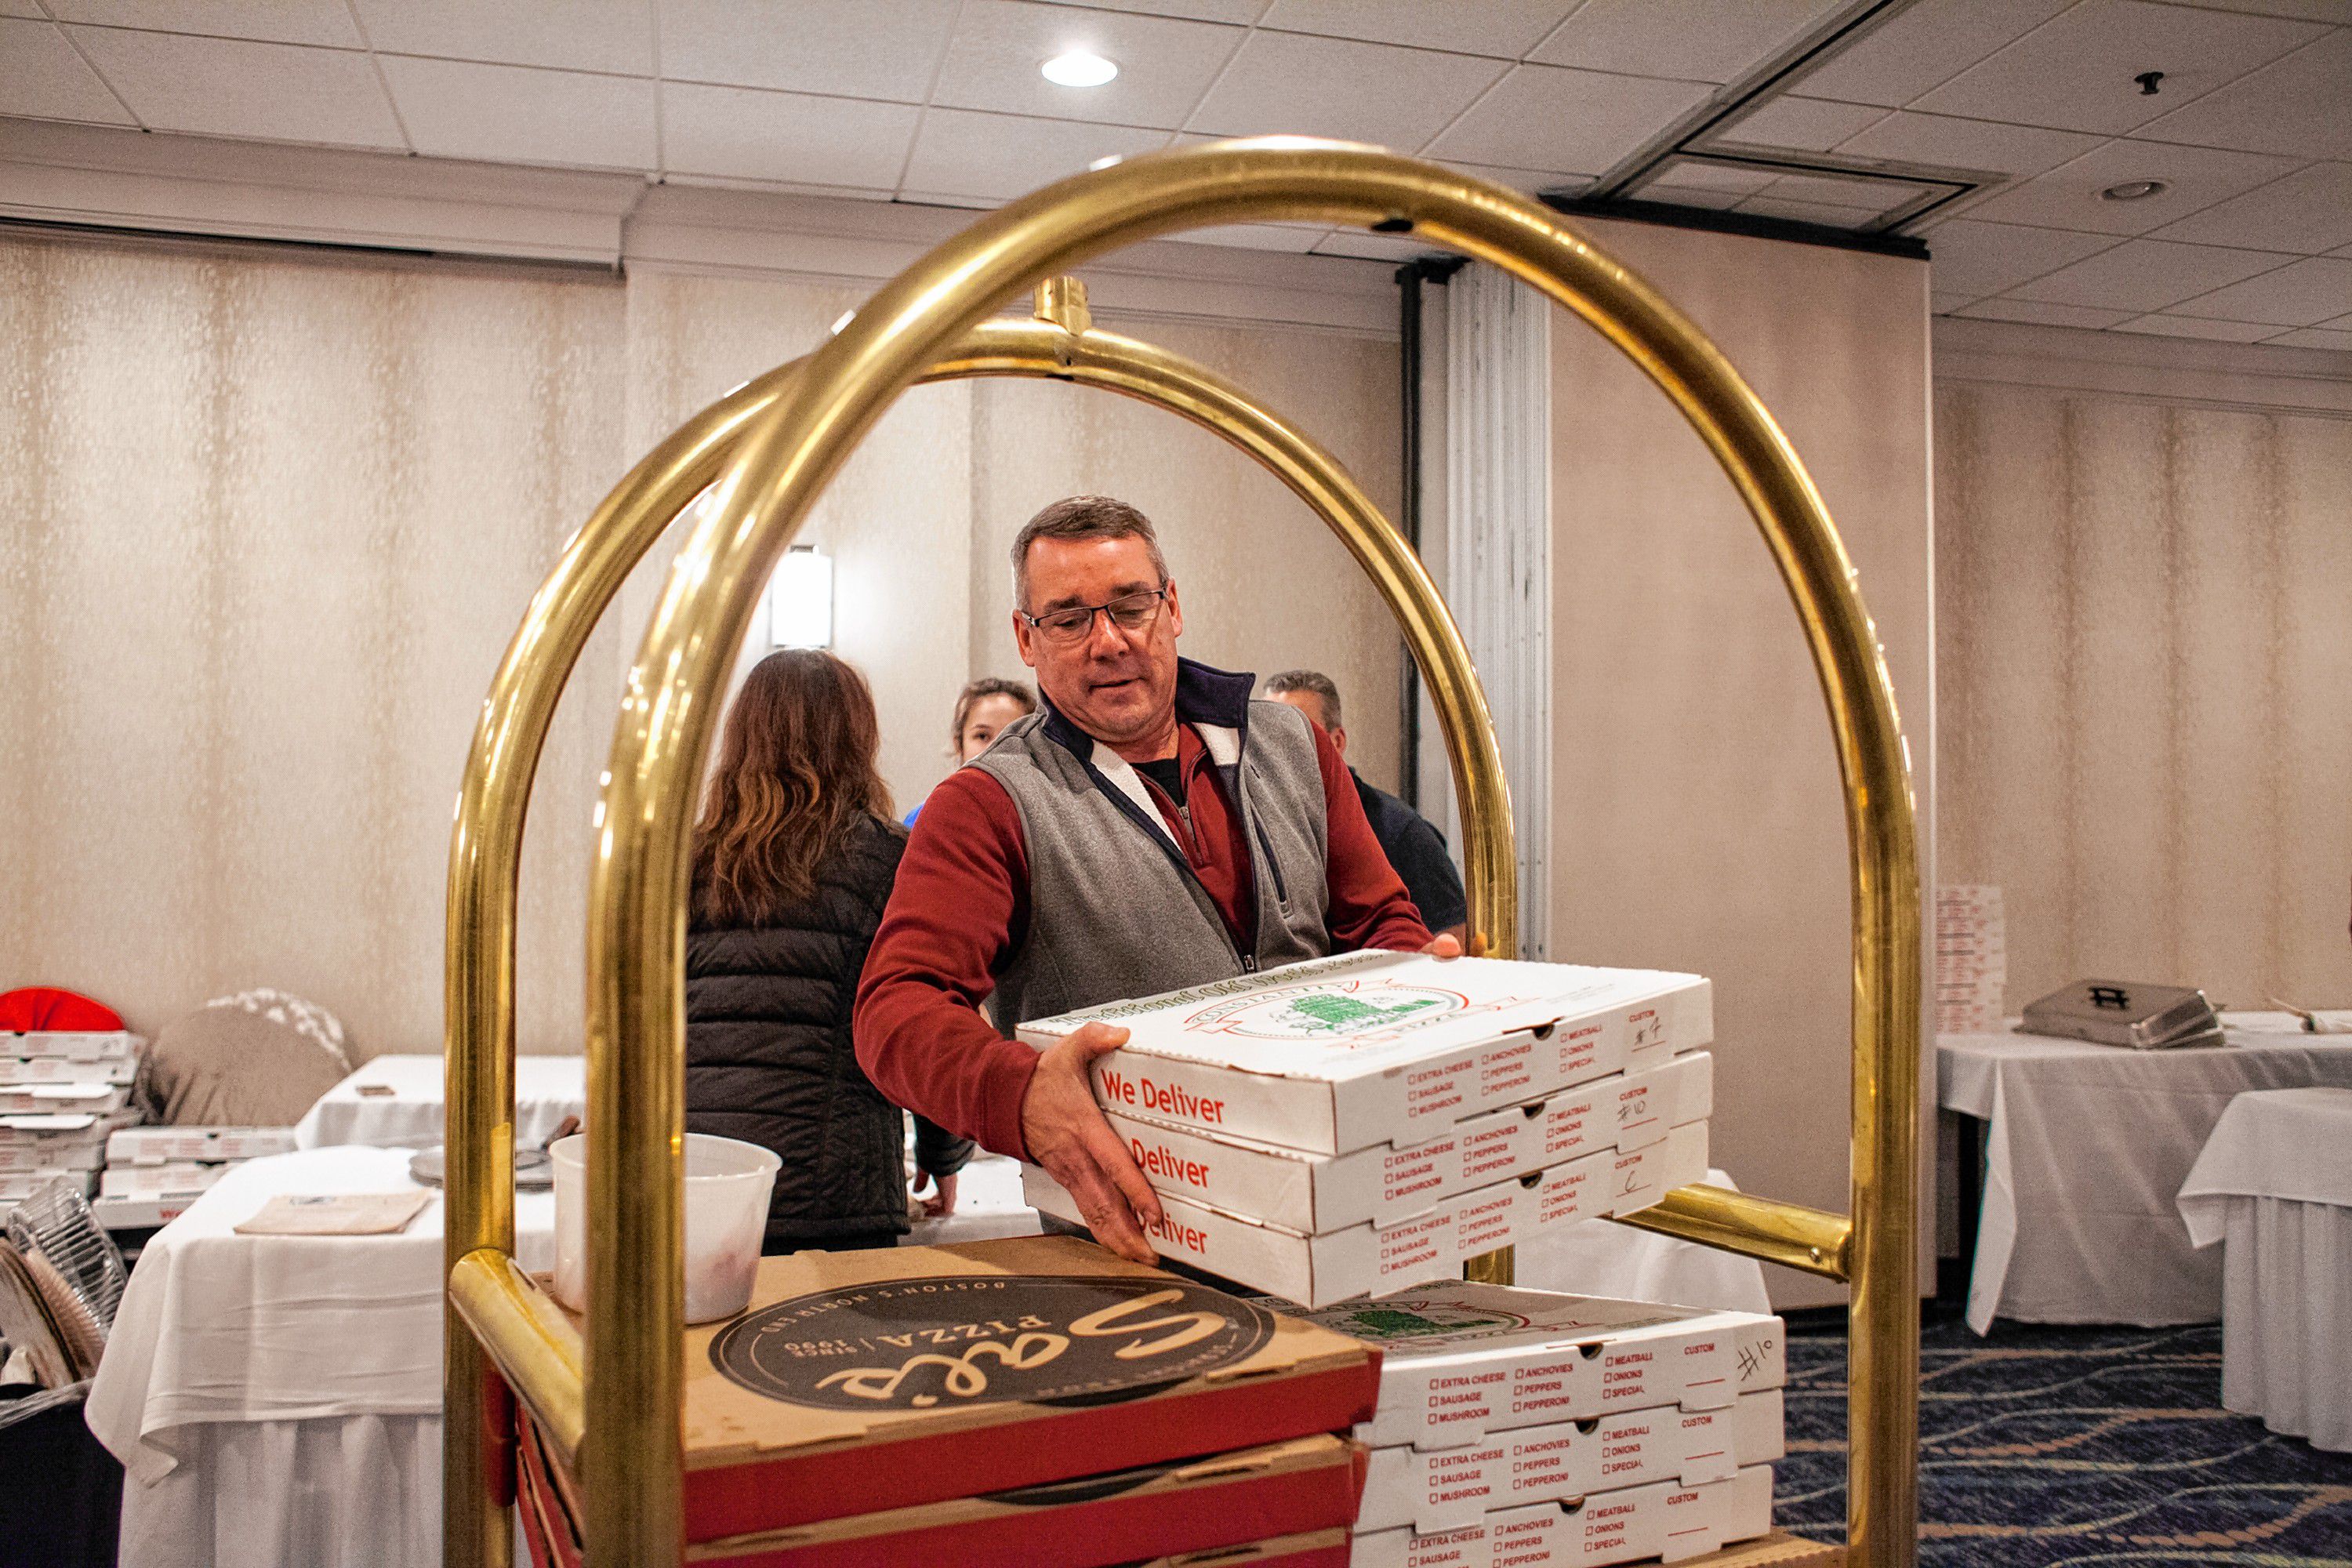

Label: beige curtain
[1937,381,2352,1011]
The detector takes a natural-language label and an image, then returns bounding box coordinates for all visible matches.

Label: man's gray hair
[1011,495,1170,610]
[1262,669,1342,731]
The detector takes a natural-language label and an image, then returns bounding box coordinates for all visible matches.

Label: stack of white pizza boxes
[1288,1282,1788,1568]
[0,1028,147,1210]
[94,1124,299,1229]
[1019,950,1715,1308]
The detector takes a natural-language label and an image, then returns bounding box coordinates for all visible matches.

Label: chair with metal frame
[439,140,1920,1568]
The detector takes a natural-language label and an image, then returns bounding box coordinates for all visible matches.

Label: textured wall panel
[1936,381,2352,1011]
[0,234,622,1055]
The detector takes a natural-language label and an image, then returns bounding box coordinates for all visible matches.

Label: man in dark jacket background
[1261,669,1468,946]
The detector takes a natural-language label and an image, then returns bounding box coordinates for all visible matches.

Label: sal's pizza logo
[709,1275,1272,1411]
[1183,979,1530,1044]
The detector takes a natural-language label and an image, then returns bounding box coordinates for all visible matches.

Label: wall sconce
[768,543,833,649]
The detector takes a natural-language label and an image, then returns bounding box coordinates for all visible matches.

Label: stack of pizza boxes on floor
[0,1028,145,1210]
[1019,951,1716,1308]
[1284,1282,1791,1568]
[514,1236,1385,1568]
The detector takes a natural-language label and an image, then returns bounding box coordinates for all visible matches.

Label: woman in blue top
[902,677,1034,826]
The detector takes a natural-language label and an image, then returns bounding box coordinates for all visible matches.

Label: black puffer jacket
[685,812,971,1247]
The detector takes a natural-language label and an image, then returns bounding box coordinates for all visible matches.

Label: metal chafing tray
[2019,979,2222,1050]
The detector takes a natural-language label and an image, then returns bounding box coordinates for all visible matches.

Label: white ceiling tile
[661,82,918,189]
[0,18,135,124]
[2152,162,2352,252]
[899,107,1167,203]
[2265,325,2352,348]
[2112,312,2281,340]
[1733,194,1881,227]
[1834,110,2103,177]
[1962,137,2302,235]
[1425,62,1709,172]
[1188,31,1505,147]
[0,2,49,14]
[1642,158,1780,194]
[1926,218,2118,296]
[65,27,404,148]
[1931,290,1980,312]
[2137,29,2352,159]
[1955,297,2137,327]
[1528,0,1849,85]
[380,56,655,169]
[2169,0,2351,23]
[1257,0,1577,58]
[2008,237,2293,310]
[45,0,361,47]
[351,0,655,76]
[931,0,1241,130]
[1713,94,1889,152]
[2164,255,2352,325]
[1794,0,2072,108]
[658,0,959,100]
[1442,159,1589,197]
[1639,182,1751,210]
[1167,222,1331,252]
[1033,0,1261,20]
[2321,310,2352,326]
[1751,169,1925,214]
[1913,0,2327,136]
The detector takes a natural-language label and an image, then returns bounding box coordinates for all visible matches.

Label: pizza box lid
[1022,952,1709,1156]
[639,1235,1377,1542]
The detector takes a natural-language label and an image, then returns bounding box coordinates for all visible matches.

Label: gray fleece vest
[972,700,1332,1031]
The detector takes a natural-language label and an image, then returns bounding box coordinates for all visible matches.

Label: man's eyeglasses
[1020,587,1170,645]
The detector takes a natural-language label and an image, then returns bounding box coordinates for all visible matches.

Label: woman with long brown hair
[687,649,969,1252]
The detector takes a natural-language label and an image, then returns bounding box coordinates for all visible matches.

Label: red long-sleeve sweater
[853,718,1431,1161]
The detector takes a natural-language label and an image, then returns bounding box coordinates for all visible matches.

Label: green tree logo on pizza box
[1183,980,1533,1044]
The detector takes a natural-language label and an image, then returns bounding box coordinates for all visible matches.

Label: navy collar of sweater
[1036,656,1258,760]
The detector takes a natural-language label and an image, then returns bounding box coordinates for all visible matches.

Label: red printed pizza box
[1024,1123,1707,1309]
[1019,952,1710,1156]
[1104,1052,1711,1234]
[100,1161,233,1200]
[1360,1389,1783,1534]
[0,1113,119,1172]
[0,1081,130,1116]
[1348,1464,1774,1568]
[0,1168,95,1202]
[106,1126,299,1165]
[0,1055,138,1086]
[0,1031,145,1064]
[545,1236,1379,1544]
[519,1399,1365,1568]
[1268,1283,1784,1450]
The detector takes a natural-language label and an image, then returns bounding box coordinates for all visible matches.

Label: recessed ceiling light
[1087,155,1124,172]
[2100,180,2168,201]
[1042,51,1117,88]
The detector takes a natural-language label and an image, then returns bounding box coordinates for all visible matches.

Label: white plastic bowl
[550,1132,781,1324]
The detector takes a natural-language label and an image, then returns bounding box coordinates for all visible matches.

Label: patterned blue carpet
[1774,1313,2352,1566]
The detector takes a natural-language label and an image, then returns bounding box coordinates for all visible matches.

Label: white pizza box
[1350,1464,1773,1568]
[0,1112,126,1171]
[1267,1283,1784,1450]
[0,1031,145,1063]
[100,1161,234,1200]
[1362,1389,1783,1534]
[106,1126,297,1166]
[0,1168,97,1203]
[0,1081,131,1116]
[1025,1121,1706,1308]
[1108,1051,1711,1234]
[1020,951,1708,1158]
[0,1055,139,1086]
[91,1193,198,1230]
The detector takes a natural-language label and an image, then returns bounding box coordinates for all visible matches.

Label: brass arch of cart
[440,138,1922,1568]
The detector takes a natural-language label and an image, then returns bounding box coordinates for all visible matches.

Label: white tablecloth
[1515,1167,1773,1315]
[1940,1013,2352,1334]
[293,1054,587,1151]
[2179,1087,2352,1451]
[85,1146,556,1568]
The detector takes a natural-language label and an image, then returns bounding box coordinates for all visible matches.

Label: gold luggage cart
[441,141,1920,1568]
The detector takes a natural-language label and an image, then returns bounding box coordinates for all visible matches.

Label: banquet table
[1940,1011,2352,1334]
[2178,1087,2352,1452]
[85,1146,556,1568]
[293,1054,587,1151]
